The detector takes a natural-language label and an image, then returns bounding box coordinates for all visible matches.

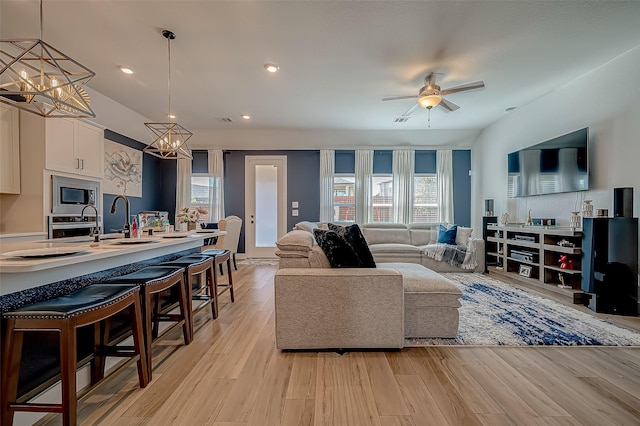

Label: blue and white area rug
[405,272,640,346]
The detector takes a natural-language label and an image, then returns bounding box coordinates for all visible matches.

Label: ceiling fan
[382,72,485,118]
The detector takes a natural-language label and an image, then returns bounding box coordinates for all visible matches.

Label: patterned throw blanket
[423,239,477,270]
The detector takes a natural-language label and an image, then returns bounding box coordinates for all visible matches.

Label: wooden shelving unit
[485,224,585,304]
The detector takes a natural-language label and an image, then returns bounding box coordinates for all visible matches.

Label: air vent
[217,117,234,123]
[394,117,410,123]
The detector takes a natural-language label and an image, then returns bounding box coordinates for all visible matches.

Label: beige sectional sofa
[274,229,463,349]
[361,222,485,273]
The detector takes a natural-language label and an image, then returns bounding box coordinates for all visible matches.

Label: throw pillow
[327,223,376,268]
[313,229,361,268]
[294,221,319,233]
[455,226,473,246]
[437,224,458,245]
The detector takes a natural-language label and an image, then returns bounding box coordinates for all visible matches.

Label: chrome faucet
[81,204,100,243]
[110,195,131,238]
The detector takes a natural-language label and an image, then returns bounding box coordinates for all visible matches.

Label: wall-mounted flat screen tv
[507,127,588,198]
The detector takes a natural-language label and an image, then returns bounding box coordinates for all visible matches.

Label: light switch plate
[292,201,299,208]
[292,209,299,217]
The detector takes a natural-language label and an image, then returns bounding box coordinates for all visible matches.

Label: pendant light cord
[167,33,172,119]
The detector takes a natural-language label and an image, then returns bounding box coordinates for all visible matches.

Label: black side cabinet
[582,217,638,316]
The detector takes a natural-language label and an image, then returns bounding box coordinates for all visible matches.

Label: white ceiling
[2,1,640,140]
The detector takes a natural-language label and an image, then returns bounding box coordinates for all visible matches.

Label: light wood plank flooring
[38,264,640,426]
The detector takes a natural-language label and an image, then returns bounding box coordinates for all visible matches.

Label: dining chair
[208,215,242,271]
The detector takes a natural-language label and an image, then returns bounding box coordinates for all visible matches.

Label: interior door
[245,156,287,258]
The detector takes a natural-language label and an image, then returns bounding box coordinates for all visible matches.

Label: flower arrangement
[177,207,207,224]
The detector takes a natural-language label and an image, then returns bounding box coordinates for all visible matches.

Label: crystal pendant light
[143,30,192,160]
[0,0,95,118]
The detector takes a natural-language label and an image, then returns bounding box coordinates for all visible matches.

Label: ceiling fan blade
[440,81,485,95]
[401,104,420,116]
[438,98,460,112]
[382,95,418,102]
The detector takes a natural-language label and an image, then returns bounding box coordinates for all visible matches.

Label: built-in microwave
[51,175,101,215]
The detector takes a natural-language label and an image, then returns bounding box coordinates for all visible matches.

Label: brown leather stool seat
[1,284,148,426]
[201,249,235,302]
[164,255,218,339]
[103,266,190,379]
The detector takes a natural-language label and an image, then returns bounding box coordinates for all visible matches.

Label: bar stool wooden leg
[130,297,150,387]
[1,318,22,426]
[91,320,106,385]
[176,276,191,345]
[227,257,235,303]
[59,321,78,426]
[206,265,218,319]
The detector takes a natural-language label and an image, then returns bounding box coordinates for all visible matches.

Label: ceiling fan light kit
[144,29,192,160]
[382,72,485,126]
[0,0,96,118]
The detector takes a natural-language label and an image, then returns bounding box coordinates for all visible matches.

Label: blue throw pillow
[437,224,458,245]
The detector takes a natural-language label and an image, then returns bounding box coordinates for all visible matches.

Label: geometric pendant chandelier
[0,0,96,118]
[144,29,192,160]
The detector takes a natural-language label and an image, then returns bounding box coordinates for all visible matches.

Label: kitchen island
[0,230,226,425]
[0,231,224,309]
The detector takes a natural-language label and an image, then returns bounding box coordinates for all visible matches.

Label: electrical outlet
[292,209,299,217]
[292,201,299,208]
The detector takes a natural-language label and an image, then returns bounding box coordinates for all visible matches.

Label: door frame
[244,155,287,258]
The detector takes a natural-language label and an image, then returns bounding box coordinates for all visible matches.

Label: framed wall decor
[104,140,142,197]
[519,264,532,278]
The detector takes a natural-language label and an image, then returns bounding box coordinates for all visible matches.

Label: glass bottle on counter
[131,215,139,238]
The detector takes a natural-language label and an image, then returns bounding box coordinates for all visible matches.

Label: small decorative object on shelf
[558,255,574,270]
[526,209,533,226]
[558,273,572,289]
[557,239,575,247]
[500,212,510,225]
[519,265,532,278]
[570,211,581,228]
[582,200,594,218]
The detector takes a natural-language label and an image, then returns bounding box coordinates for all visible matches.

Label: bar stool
[102,266,190,379]
[201,249,235,303]
[163,254,218,339]
[1,284,148,426]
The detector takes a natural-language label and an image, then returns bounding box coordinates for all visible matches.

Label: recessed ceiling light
[264,63,279,73]
[167,114,176,119]
[120,67,134,75]
[505,106,517,113]
[241,115,251,120]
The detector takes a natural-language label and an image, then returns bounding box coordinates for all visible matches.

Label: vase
[187,222,196,231]
[177,222,187,232]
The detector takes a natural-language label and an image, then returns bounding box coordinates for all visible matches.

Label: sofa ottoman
[378,263,462,338]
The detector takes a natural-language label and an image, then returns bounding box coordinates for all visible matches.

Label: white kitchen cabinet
[45,118,104,178]
[0,103,20,194]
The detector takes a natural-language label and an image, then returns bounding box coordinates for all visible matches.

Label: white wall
[472,45,640,233]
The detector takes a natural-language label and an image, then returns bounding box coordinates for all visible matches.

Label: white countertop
[0,231,225,296]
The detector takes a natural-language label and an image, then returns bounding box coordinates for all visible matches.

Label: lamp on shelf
[0,0,96,118]
[143,29,192,160]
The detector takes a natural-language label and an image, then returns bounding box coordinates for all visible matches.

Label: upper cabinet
[0,104,21,194]
[45,118,104,178]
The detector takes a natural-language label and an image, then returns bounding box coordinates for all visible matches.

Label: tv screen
[507,128,588,197]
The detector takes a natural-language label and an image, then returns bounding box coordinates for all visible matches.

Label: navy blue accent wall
[335,150,355,173]
[224,150,320,253]
[373,150,393,174]
[192,150,208,173]
[452,150,471,227]
[103,130,176,233]
[415,150,437,173]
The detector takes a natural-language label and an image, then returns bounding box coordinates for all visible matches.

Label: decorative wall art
[104,140,143,197]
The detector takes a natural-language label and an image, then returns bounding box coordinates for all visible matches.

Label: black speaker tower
[613,187,633,217]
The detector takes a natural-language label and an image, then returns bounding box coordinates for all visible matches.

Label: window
[190,176,222,223]
[413,175,438,222]
[332,175,355,222]
[371,175,393,223]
